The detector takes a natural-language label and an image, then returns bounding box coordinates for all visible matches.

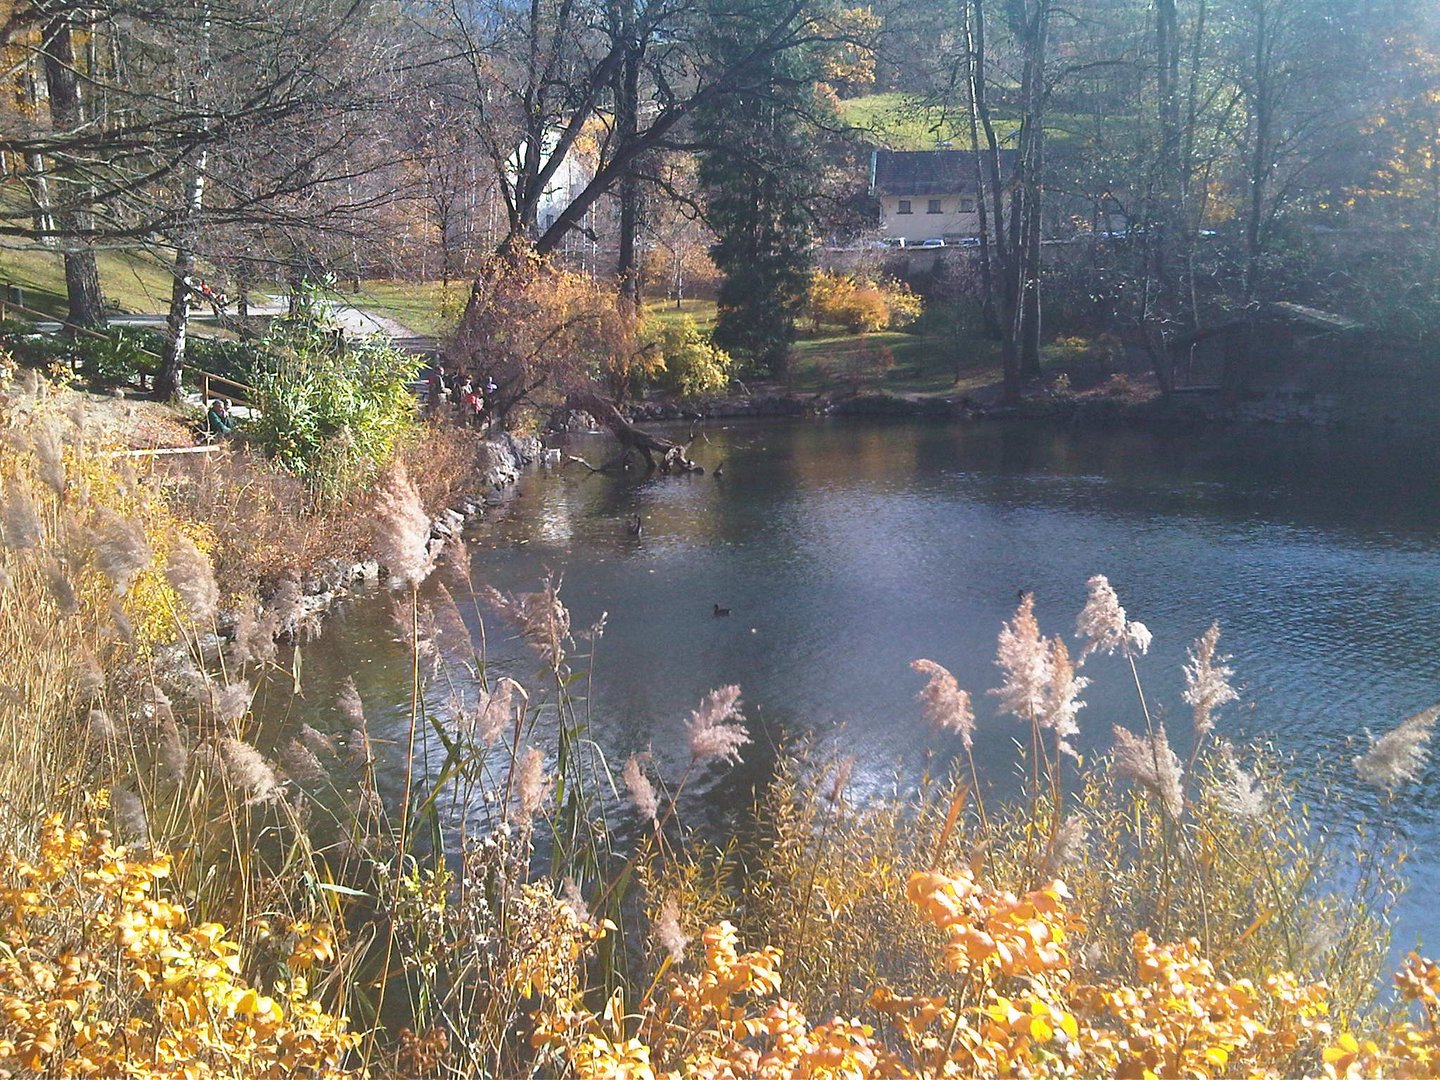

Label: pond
[266,417,1440,957]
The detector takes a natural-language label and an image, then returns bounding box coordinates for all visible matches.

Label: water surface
[271,418,1440,954]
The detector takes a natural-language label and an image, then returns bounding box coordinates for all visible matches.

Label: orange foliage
[533,864,1440,1080]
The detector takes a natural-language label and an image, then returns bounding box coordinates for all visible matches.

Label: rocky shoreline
[200,432,546,656]
[618,387,1176,425]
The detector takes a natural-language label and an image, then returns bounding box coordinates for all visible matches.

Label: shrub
[70,327,159,387]
[248,285,422,495]
[645,316,734,398]
[187,335,271,384]
[807,271,924,334]
[0,811,356,1077]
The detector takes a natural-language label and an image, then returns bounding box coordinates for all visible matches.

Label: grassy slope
[0,252,459,339]
[838,92,1124,152]
[645,297,1005,395]
[347,279,464,338]
[0,247,178,317]
[839,92,1020,150]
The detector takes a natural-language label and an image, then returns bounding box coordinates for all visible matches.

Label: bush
[0,813,355,1078]
[644,316,734,398]
[187,335,271,384]
[70,327,160,387]
[806,271,924,334]
[248,285,422,495]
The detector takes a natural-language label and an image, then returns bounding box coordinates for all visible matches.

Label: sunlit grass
[348,279,465,338]
[0,246,178,317]
[837,92,1131,152]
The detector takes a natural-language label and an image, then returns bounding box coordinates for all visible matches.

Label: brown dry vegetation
[143,420,494,593]
[3,359,1440,1078]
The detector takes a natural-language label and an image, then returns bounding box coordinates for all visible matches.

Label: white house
[869,149,1016,244]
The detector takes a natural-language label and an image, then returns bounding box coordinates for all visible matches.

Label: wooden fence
[0,286,254,404]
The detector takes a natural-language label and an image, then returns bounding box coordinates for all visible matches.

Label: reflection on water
[264,419,1440,955]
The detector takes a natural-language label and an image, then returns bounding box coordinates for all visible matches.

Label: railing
[0,285,254,404]
[197,370,254,405]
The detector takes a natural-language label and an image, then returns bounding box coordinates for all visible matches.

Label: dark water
[267,418,1440,955]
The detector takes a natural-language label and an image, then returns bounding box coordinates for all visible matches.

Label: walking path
[33,296,427,345]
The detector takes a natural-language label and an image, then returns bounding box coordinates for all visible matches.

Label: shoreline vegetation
[2,351,1440,1077]
[2,0,1439,1065]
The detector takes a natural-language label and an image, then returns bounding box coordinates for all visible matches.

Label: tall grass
[1,359,1437,1076]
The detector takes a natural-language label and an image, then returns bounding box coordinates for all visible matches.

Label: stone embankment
[623,389,986,422]
[216,433,544,650]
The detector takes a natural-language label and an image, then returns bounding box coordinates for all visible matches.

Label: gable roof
[869,149,1017,197]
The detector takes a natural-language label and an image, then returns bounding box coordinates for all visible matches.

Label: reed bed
[0,361,1435,1077]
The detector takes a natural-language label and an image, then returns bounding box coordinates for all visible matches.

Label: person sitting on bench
[205,398,235,436]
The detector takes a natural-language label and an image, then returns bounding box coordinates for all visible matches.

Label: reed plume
[1041,638,1087,757]
[1112,723,1184,817]
[220,737,284,805]
[910,659,974,748]
[164,535,220,624]
[623,751,658,823]
[1354,704,1439,796]
[654,895,690,963]
[372,462,435,590]
[515,746,552,820]
[992,593,1049,721]
[476,678,523,746]
[685,685,749,766]
[0,489,43,550]
[1183,623,1238,738]
[281,738,328,787]
[482,576,571,669]
[92,510,153,595]
[1216,741,1267,819]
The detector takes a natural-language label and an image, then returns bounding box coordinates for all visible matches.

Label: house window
[927,199,943,214]
[959,197,976,213]
[897,199,913,214]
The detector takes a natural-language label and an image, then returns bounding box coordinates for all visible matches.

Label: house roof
[870,149,1017,197]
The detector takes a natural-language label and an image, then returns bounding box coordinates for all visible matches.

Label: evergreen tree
[696,1,818,377]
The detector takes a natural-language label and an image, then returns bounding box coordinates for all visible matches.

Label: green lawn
[642,298,718,332]
[0,247,178,317]
[837,93,1128,152]
[838,93,1020,151]
[789,327,1001,394]
[644,296,1005,394]
[347,279,465,338]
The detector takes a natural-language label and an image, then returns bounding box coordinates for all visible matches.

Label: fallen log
[563,389,704,474]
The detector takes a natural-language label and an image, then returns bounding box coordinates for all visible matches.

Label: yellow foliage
[807,271,922,334]
[0,814,357,1077]
[535,863,1440,1080]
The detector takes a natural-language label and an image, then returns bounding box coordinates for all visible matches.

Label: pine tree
[696,1,817,377]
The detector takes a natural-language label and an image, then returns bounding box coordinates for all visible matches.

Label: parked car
[918,237,945,248]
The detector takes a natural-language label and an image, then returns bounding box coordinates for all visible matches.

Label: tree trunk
[1242,3,1272,305]
[1011,0,1048,378]
[156,151,209,401]
[564,388,702,473]
[967,0,1022,402]
[1141,0,1183,394]
[962,0,1000,343]
[614,0,642,310]
[41,12,105,329]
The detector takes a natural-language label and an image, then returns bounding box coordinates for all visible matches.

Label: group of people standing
[427,365,497,427]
